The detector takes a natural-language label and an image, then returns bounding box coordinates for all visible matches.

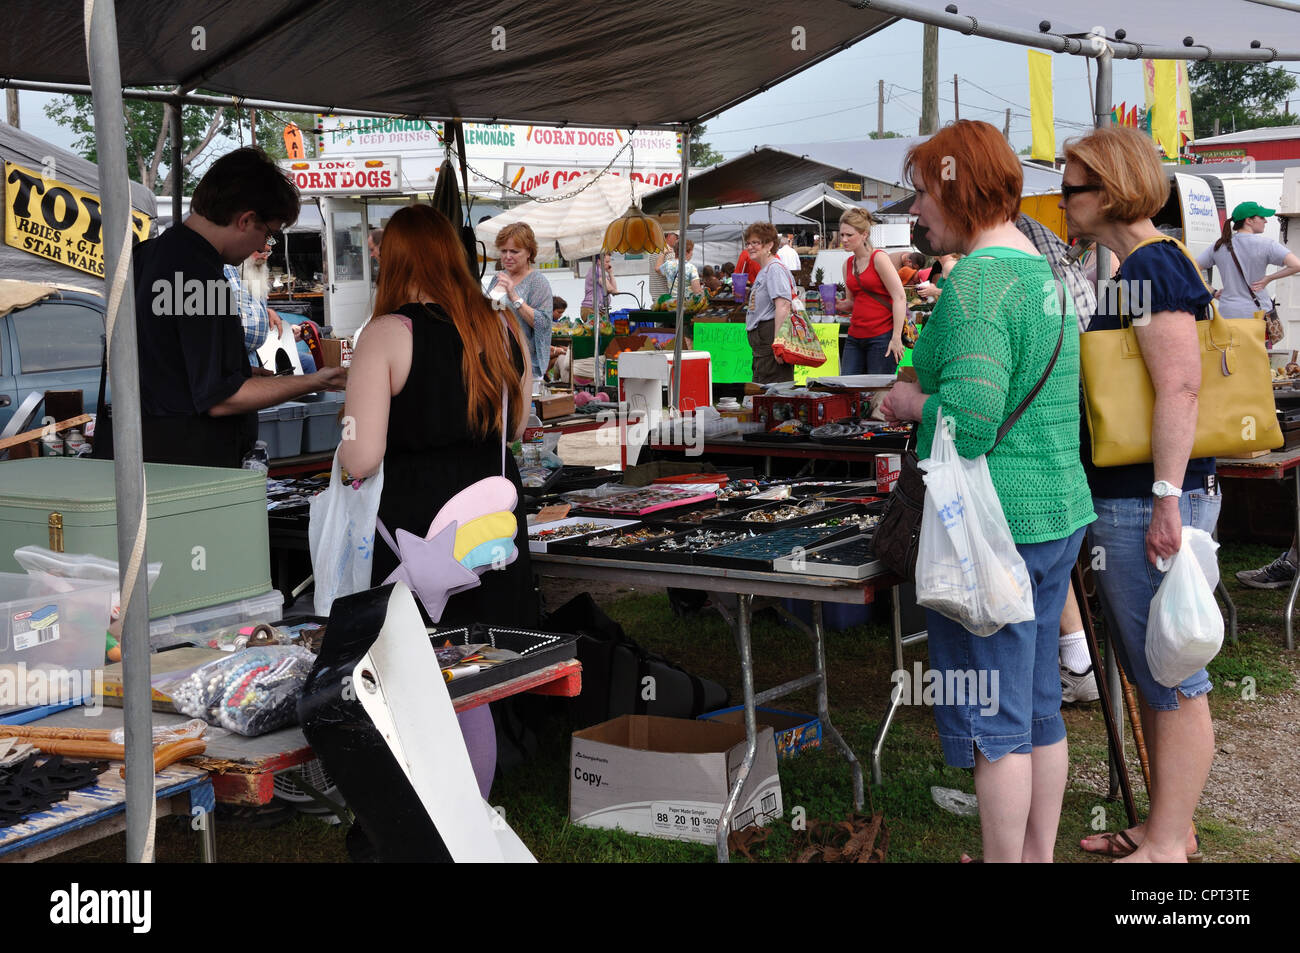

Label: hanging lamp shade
[603,205,665,255]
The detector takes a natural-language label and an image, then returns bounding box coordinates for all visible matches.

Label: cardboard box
[570,714,782,843]
[320,338,353,368]
[699,706,822,761]
[535,394,575,420]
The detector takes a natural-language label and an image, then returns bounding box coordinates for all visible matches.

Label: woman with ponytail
[1195,201,1300,322]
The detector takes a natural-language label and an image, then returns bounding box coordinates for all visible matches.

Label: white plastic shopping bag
[309,451,384,616]
[1146,528,1224,687]
[915,409,1035,637]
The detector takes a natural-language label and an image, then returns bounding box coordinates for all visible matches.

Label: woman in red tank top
[837,208,907,374]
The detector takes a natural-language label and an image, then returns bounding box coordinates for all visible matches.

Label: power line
[708,100,879,137]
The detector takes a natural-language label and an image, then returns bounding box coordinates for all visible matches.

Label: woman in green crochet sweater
[881,121,1095,862]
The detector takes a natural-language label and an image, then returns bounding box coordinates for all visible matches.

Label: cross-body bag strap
[990,281,1066,451]
[1224,237,1266,310]
[853,250,897,313]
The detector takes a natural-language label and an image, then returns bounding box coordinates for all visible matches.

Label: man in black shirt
[131,148,345,467]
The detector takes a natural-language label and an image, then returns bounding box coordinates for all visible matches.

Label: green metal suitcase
[0,458,272,619]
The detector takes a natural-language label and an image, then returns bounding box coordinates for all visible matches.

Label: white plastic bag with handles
[915,409,1035,637]
[309,451,384,616]
[1146,528,1224,687]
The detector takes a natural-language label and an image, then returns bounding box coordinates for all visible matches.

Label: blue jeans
[842,332,897,376]
[1088,491,1220,710]
[926,526,1086,768]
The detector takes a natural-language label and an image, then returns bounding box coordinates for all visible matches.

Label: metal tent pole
[670,125,691,412]
[1093,37,1113,296]
[86,0,155,863]
[170,102,184,226]
[591,253,600,388]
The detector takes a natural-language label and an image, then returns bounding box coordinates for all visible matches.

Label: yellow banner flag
[1028,51,1055,161]
[1177,61,1195,145]
[1152,60,1179,158]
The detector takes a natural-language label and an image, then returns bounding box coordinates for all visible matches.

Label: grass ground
[46,541,1299,863]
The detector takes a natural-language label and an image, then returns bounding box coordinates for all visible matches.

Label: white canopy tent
[474,172,656,265]
[9,0,1300,862]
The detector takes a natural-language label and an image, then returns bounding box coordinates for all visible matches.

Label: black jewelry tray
[427,624,580,699]
[702,500,860,531]
[694,524,862,570]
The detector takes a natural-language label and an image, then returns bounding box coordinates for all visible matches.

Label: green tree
[688,125,725,166]
[1188,62,1296,139]
[869,131,904,140]
[44,91,317,195]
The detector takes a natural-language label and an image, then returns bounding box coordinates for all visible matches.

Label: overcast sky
[10,24,1174,177]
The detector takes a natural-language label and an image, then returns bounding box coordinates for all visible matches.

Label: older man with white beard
[225,237,291,366]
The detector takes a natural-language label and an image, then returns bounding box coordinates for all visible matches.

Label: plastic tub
[148,588,285,651]
[298,392,346,452]
[0,572,114,713]
[258,401,307,458]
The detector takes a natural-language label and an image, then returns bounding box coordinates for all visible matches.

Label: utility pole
[920,25,939,135]
[5,90,18,128]
[1004,108,1011,141]
[1213,117,1220,136]
[878,79,885,138]
[250,108,257,146]
[953,74,960,120]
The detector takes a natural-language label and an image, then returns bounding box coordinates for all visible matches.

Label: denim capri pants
[1087,491,1219,710]
[926,526,1086,768]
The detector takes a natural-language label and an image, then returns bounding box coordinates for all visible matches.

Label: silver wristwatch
[1152,480,1182,500]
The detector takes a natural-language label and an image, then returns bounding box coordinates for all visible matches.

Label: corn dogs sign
[280,156,403,195]
[4,162,151,278]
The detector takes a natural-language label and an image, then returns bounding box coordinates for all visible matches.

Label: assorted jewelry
[165,646,316,737]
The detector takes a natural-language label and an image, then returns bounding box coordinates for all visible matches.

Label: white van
[1160,171,1284,262]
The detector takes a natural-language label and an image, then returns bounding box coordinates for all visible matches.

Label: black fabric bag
[545,593,729,728]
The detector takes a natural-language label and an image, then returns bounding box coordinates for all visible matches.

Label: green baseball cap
[1231,201,1275,222]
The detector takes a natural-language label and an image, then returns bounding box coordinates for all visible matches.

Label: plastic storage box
[0,459,273,619]
[258,401,307,458]
[0,572,114,714]
[297,392,346,453]
[148,588,284,651]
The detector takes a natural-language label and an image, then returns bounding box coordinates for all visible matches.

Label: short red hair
[903,120,1023,242]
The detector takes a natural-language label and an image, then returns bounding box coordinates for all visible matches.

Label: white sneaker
[1061,665,1100,704]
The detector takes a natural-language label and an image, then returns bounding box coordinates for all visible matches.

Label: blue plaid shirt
[225,264,269,366]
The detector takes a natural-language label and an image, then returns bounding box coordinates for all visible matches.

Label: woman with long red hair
[339,204,532,798]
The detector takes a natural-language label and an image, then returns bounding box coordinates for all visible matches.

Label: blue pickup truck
[0,282,107,434]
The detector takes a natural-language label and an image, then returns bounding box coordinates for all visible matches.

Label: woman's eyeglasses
[1060,183,1102,200]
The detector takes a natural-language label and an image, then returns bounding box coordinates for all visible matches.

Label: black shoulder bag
[875,283,1066,581]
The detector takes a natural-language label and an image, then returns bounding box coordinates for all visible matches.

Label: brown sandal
[1081,830,1140,858]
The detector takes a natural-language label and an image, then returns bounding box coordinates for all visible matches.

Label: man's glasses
[254,217,279,246]
[1060,183,1102,200]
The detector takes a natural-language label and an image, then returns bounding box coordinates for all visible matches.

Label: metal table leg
[869,585,928,786]
[1287,468,1300,651]
[190,778,216,863]
[716,593,758,863]
[810,601,864,811]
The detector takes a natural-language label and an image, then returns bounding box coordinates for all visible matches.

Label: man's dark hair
[552,296,568,311]
[191,147,299,228]
[908,251,927,268]
[721,262,734,275]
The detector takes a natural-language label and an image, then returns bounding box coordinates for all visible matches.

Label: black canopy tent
[11,0,1300,861]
